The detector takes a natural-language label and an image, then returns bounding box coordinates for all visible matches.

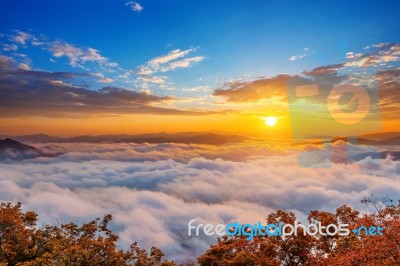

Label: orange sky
[0,110,397,139]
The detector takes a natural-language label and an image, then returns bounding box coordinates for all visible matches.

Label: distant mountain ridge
[350,151,400,162]
[2,132,400,146]
[359,132,400,141]
[1,132,248,145]
[0,138,44,161]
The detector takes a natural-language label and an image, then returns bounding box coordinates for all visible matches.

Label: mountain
[359,132,400,141]
[330,137,378,145]
[13,134,65,143]
[375,136,400,145]
[65,132,247,145]
[121,133,247,145]
[5,131,400,145]
[0,134,65,143]
[350,151,400,162]
[0,138,44,161]
[5,132,248,145]
[322,135,400,146]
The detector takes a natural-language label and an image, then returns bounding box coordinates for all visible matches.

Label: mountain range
[1,131,399,162]
[0,132,248,145]
[2,132,400,145]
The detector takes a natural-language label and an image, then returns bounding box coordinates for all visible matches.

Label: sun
[264,116,277,127]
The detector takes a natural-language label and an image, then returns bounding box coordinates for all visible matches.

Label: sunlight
[264,116,277,127]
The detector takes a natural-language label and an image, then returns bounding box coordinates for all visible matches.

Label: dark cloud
[212,60,400,120]
[304,63,345,76]
[0,55,203,117]
[212,74,296,102]
[376,69,400,118]
[212,73,346,104]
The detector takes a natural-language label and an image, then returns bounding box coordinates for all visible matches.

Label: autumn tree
[0,202,177,266]
[198,196,400,266]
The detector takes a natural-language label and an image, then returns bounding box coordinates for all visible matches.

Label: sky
[0,0,399,137]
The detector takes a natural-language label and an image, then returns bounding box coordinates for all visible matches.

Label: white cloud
[18,63,31,70]
[140,48,204,74]
[289,48,311,62]
[135,48,204,89]
[98,77,113,83]
[137,66,153,75]
[345,43,400,67]
[11,30,32,45]
[138,75,166,84]
[345,52,363,60]
[126,1,144,12]
[2,43,18,52]
[182,85,210,92]
[142,88,152,94]
[49,41,118,69]
[148,49,196,70]
[160,56,204,72]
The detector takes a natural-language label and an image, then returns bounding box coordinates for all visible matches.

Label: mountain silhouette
[0,138,43,161]
[3,132,248,145]
[350,151,400,162]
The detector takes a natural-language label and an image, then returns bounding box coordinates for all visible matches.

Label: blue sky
[1,0,399,97]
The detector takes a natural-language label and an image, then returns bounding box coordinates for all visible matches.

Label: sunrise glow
[264,116,278,127]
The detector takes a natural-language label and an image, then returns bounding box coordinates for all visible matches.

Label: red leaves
[198,198,400,265]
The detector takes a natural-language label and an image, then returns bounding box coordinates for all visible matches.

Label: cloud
[183,86,210,93]
[345,52,363,60]
[126,1,144,12]
[2,30,120,73]
[160,56,204,72]
[138,75,166,84]
[136,48,204,90]
[136,49,204,88]
[18,63,31,70]
[345,43,400,67]
[1,29,204,96]
[98,77,113,83]
[303,63,344,76]
[11,30,32,45]
[0,142,399,263]
[148,49,196,70]
[2,43,18,52]
[213,43,400,122]
[289,55,305,61]
[49,41,118,69]
[213,74,295,102]
[302,64,400,118]
[0,56,206,117]
[137,66,153,75]
[289,48,311,62]
[375,69,400,118]
[140,49,203,73]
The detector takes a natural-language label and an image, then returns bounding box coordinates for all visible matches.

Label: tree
[0,202,177,266]
[198,196,400,265]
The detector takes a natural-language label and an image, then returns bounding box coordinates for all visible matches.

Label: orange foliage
[0,202,178,266]
[1,197,399,265]
[198,197,400,265]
